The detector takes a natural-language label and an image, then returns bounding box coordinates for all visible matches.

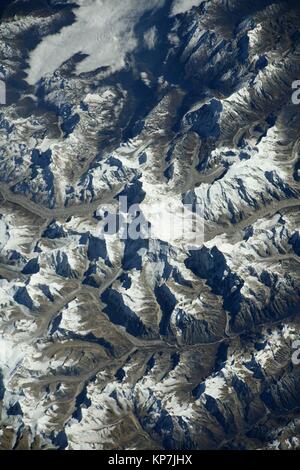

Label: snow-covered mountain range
[0,0,300,450]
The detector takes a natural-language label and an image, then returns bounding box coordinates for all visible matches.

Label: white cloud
[26,0,165,85]
[144,26,158,49]
[170,0,203,16]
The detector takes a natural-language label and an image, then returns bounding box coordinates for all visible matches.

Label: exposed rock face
[0,0,300,450]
